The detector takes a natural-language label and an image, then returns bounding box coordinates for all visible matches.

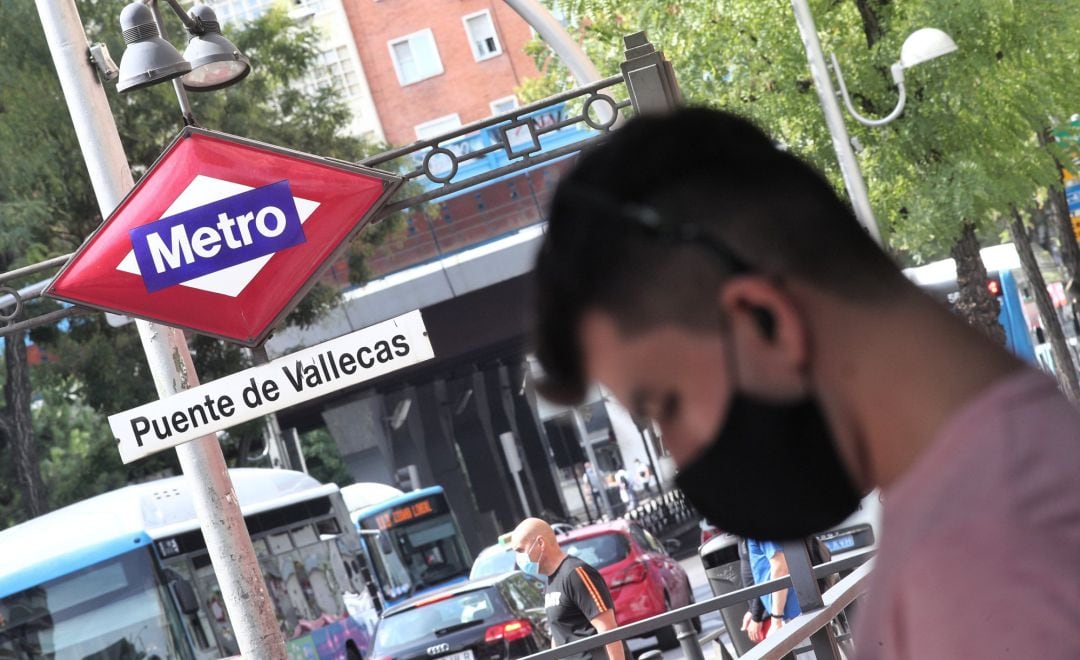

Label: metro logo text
[130,180,305,292]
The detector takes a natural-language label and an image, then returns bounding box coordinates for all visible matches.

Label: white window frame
[462,10,502,62]
[414,113,462,141]
[388,28,444,86]
[489,96,518,116]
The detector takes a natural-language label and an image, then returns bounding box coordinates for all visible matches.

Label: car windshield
[375,589,497,651]
[559,533,630,570]
[469,547,516,580]
[0,547,192,660]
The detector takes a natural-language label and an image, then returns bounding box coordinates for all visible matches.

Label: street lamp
[789,0,958,245]
[117,1,250,95]
[831,28,958,127]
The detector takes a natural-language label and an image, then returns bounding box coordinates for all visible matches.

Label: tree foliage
[527,0,1080,261]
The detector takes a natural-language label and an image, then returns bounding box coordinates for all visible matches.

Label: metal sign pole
[34,2,287,657]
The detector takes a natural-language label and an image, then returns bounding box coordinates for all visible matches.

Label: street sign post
[46,127,401,346]
[111,310,434,462]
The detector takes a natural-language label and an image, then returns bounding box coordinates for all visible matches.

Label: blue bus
[0,469,380,660]
[904,243,1038,362]
[340,484,472,607]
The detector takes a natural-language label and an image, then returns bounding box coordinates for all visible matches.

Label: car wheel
[655,593,681,650]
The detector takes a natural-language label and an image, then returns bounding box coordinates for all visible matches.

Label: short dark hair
[532,107,907,404]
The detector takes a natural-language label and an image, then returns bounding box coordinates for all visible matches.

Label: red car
[558,520,697,650]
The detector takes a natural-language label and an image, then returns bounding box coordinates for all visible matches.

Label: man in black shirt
[510,518,626,660]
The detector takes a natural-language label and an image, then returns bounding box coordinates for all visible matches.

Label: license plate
[825,535,856,552]
[438,651,475,660]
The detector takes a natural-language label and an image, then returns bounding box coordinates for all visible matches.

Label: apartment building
[204,0,385,141]
[341,0,540,146]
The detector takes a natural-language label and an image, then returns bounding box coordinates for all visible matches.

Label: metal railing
[359,74,630,220]
[623,488,698,540]
[0,254,87,335]
[523,547,875,660]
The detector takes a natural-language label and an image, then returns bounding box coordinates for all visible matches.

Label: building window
[388,29,444,86]
[306,45,363,99]
[415,113,462,141]
[462,10,502,61]
[489,96,518,116]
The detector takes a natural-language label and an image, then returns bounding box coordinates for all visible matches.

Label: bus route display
[366,495,448,531]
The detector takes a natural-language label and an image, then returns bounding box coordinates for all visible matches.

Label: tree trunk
[0,329,47,518]
[1039,130,1080,309]
[950,221,1006,346]
[1010,207,1080,403]
[853,0,885,48]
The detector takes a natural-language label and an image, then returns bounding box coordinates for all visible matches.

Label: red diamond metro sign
[46,127,401,346]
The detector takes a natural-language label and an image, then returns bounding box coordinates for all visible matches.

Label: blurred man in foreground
[530,107,1080,658]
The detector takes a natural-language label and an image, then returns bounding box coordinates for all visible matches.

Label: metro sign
[47,128,401,346]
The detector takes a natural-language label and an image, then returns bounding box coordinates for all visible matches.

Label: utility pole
[34,2,286,657]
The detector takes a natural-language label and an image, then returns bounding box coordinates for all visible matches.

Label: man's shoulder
[860,514,1080,657]
[551,555,587,582]
[559,555,593,575]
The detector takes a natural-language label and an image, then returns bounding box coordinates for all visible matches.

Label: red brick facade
[342,0,541,146]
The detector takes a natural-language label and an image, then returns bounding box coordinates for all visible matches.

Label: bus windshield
[358,491,470,602]
[0,547,191,660]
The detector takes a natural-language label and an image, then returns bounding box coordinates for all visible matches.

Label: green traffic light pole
[34,2,286,657]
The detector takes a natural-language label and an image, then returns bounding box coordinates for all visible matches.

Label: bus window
[392,517,469,589]
[0,548,193,660]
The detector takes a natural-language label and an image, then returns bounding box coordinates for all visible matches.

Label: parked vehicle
[469,543,518,582]
[371,572,550,660]
[0,469,379,660]
[559,520,695,649]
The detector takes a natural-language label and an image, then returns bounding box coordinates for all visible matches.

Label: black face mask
[675,391,862,541]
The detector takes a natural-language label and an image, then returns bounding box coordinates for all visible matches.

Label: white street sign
[110,310,434,463]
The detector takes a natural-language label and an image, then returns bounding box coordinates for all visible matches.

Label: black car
[371,572,550,660]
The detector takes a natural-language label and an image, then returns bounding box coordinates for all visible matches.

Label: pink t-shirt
[854,369,1080,659]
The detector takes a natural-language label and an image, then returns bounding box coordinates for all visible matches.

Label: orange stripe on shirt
[576,566,608,613]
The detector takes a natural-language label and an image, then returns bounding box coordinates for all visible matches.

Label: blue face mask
[515,538,541,577]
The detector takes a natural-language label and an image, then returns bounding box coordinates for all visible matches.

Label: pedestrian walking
[583,461,604,515]
[510,518,626,660]
[634,458,654,496]
[529,107,1080,658]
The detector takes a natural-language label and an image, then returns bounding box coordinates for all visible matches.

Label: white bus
[0,469,380,660]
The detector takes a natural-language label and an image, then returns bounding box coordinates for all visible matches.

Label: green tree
[523,0,1080,388]
[300,428,353,487]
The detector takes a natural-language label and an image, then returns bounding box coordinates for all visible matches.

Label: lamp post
[117,1,250,123]
[830,28,958,127]
[34,2,286,658]
[789,0,957,245]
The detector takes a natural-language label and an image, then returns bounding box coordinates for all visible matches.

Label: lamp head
[116,2,192,93]
[899,28,958,69]
[181,5,252,92]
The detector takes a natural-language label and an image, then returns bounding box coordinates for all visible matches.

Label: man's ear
[718,276,809,397]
